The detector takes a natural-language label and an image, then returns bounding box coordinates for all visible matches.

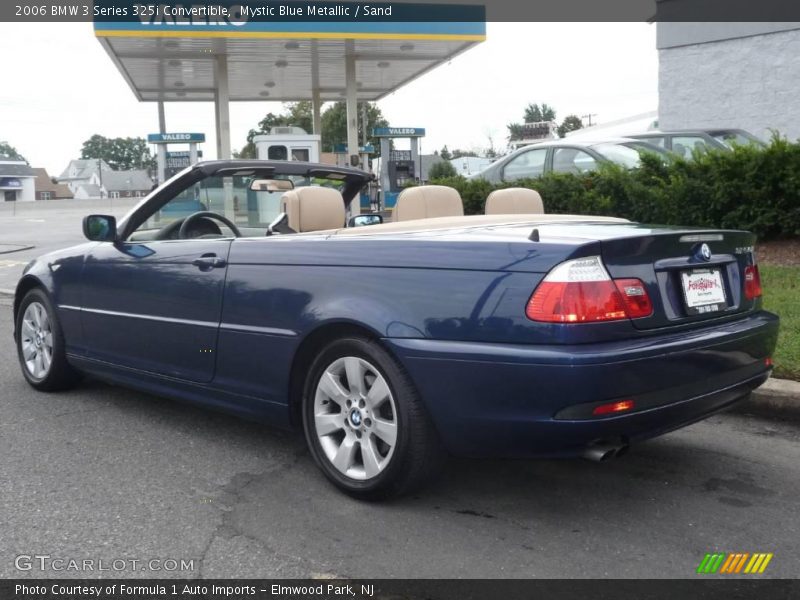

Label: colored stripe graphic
[720,553,738,573]
[698,552,773,574]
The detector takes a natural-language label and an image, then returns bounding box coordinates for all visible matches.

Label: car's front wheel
[302,336,445,500]
[16,288,81,391]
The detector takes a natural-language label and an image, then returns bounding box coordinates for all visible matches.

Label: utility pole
[361,102,367,147]
[97,158,104,200]
[581,113,597,127]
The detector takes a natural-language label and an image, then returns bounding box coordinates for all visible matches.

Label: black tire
[302,336,445,500]
[16,288,82,391]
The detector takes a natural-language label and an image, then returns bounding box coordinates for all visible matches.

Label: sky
[0,22,658,175]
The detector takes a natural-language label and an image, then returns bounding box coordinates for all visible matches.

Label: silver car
[473,138,670,184]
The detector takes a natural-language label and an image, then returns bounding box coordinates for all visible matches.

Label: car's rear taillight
[614,278,653,319]
[526,256,653,323]
[744,264,762,300]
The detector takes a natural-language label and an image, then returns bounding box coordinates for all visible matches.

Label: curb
[730,377,800,419]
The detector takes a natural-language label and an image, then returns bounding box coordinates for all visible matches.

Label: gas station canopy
[95,22,485,102]
[94,10,485,191]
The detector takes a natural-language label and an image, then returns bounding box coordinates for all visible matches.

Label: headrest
[394,185,464,222]
[485,187,544,215]
[281,186,345,232]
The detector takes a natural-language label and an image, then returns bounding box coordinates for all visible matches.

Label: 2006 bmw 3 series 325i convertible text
[13,161,778,499]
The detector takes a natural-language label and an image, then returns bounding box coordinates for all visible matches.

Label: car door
[79,174,238,383]
[501,147,549,182]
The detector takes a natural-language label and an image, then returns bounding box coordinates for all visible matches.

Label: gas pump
[372,127,425,211]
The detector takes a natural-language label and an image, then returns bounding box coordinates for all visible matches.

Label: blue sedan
[13,161,778,499]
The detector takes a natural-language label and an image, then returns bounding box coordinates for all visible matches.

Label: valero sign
[372,128,426,138]
[147,133,206,144]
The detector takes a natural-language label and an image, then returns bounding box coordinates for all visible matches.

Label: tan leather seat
[281,186,345,232]
[394,185,464,221]
[484,187,544,215]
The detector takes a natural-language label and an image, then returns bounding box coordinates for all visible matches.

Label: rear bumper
[384,311,779,458]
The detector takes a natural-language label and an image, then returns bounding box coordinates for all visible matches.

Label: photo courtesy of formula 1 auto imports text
[0,0,799,599]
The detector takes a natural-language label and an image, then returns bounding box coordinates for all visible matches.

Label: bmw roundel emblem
[699,243,712,261]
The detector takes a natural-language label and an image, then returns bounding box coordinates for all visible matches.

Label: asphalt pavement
[1,300,799,579]
[0,198,139,292]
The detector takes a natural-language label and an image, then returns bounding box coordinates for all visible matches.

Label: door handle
[192,254,227,270]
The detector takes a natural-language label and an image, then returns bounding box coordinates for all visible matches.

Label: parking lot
[0,199,139,292]
[1,199,799,579]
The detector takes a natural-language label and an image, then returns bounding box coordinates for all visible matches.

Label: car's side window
[502,148,547,181]
[552,148,598,174]
[640,136,666,148]
[672,136,711,159]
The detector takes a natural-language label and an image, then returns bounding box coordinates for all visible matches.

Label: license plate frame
[680,268,728,315]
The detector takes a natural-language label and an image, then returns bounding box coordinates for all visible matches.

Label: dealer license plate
[680,268,727,315]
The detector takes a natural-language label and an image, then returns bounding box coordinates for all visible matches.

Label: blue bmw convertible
[13,160,778,499]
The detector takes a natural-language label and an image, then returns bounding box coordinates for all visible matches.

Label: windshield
[592,143,656,168]
[138,173,347,234]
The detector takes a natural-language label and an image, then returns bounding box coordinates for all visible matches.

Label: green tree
[428,161,457,180]
[257,101,314,135]
[451,148,478,159]
[506,123,525,141]
[558,115,584,138]
[320,101,389,155]
[0,141,26,162]
[238,102,315,158]
[509,102,558,141]
[524,103,556,123]
[440,145,452,160]
[80,135,155,171]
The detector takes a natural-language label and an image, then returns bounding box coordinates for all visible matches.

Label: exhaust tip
[582,441,629,462]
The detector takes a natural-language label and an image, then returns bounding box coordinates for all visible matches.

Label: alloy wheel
[20,301,53,379]
[313,356,398,480]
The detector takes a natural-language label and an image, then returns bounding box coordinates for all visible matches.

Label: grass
[760,265,800,381]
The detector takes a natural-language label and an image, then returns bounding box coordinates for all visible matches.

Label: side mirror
[348,214,384,227]
[83,215,117,242]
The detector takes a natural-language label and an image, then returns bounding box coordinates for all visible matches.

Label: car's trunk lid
[589,225,759,330]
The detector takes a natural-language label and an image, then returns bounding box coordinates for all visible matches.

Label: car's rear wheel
[16,288,81,391]
[302,336,445,500]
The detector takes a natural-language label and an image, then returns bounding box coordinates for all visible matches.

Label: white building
[59,159,153,199]
[72,169,153,200]
[658,23,800,140]
[0,156,36,202]
[58,159,112,195]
